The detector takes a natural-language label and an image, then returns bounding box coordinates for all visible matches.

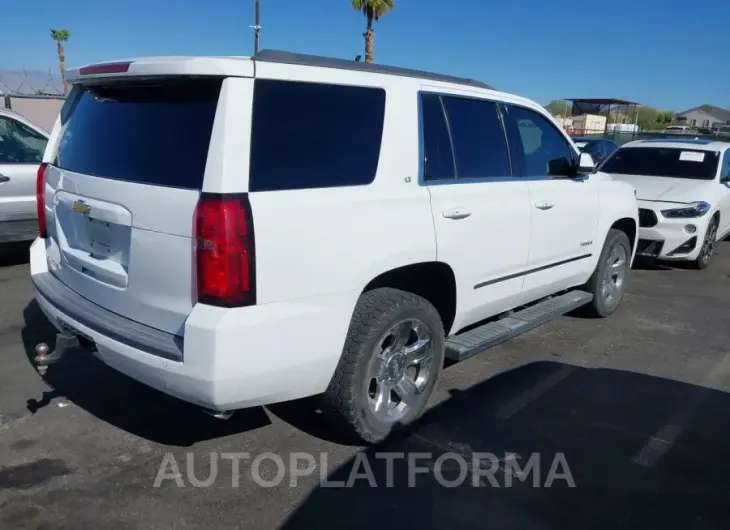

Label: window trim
[417,91,516,186]
[0,114,49,166]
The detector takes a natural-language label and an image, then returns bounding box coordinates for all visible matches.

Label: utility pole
[251,0,261,54]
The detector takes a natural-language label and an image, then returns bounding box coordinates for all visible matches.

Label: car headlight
[660,201,711,218]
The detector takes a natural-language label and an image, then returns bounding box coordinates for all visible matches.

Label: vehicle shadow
[632,257,697,271]
[0,241,31,267]
[20,301,271,446]
[283,361,730,530]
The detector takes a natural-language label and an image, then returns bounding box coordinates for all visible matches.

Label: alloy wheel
[601,243,628,305]
[365,319,434,424]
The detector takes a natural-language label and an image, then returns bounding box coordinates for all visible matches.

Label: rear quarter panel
[240,69,437,305]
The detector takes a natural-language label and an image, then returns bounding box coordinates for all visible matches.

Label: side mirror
[577,152,596,174]
[721,173,730,184]
[548,157,573,177]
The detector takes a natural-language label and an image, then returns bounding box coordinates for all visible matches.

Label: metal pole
[254,0,261,53]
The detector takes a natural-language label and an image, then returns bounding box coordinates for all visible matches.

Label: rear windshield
[601,147,720,180]
[56,79,221,189]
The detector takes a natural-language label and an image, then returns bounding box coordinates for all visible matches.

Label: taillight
[194,193,256,307]
[36,162,48,238]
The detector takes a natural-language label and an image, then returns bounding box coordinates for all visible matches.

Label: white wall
[7,97,64,132]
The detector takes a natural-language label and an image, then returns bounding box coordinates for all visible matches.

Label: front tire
[321,288,445,444]
[692,217,718,270]
[583,229,632,317]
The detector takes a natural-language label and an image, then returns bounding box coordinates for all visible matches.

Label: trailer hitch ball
[35,343,50,359]
[34,343,50,375]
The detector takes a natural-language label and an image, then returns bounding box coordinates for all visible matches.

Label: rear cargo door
[43,78,222,335]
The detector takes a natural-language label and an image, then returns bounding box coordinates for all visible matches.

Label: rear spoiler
[65,56,255,84]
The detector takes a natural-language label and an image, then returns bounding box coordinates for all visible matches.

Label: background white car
[601,139,730,268]
[0,108,49,244]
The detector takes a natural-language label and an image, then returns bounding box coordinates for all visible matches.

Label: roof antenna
[355,55,362,62]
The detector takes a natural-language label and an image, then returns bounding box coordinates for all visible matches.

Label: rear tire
[583,229,632,318]
[321,288,445,444]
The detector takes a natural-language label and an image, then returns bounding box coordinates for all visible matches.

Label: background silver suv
[0,108,49,243]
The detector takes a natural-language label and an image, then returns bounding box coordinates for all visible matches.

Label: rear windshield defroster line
[56,78,222,190]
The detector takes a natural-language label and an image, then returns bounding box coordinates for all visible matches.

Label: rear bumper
[33,270,184,361]
[30,238,356,410]
[0,218,38,244]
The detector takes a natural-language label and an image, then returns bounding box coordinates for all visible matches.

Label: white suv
[601,139,730,268]
[30,50,638,442]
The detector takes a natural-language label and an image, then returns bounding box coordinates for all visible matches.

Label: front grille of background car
[638,209,658,228]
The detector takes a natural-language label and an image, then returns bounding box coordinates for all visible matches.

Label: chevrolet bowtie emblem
[72,200,91,215]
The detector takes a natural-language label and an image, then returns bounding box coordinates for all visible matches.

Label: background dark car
[571,137,619,166]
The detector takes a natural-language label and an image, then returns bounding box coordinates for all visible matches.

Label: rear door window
[249,80,386,192]
[56,79,222,189]
[440,95,511,180]
[421,93,456,181]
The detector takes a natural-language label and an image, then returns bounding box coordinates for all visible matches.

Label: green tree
[50,28,71,94]
[351,0,394,64]
[545,100,572,117]
[658,111,675,125]
[634,106,678,131]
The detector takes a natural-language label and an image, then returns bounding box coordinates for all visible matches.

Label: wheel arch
[610,217,638,253]
[362,261,457,336]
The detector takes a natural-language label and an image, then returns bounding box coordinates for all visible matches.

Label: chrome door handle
[0,175,9,183]
[442,208,471,220]
[534,201,554,210]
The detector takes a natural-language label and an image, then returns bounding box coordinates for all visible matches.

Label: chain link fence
[0,69,65,132]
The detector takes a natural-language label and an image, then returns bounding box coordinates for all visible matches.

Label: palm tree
[350,0,394,64]
[50,28,71,94]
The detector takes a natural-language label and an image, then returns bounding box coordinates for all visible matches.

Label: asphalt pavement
[1,241,729,529]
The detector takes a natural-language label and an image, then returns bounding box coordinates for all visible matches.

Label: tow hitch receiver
[34,332,79,375]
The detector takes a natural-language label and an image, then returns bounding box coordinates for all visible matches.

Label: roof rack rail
[252,49,494,91]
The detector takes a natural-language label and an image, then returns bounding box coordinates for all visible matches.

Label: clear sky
[2,0,728,111]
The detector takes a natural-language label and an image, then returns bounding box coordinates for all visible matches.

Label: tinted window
[605,141,618,157]
[441,96,511,179]
[509,106,574,177]
[720,149,730,180]
[57,79,221,189]
[601,147,719,180]
[421,93,455,181]
[249,80,385,192]
[593,141,606,158]
[0,116,47,164]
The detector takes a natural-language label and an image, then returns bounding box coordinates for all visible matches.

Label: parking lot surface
[1,241,729,529]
